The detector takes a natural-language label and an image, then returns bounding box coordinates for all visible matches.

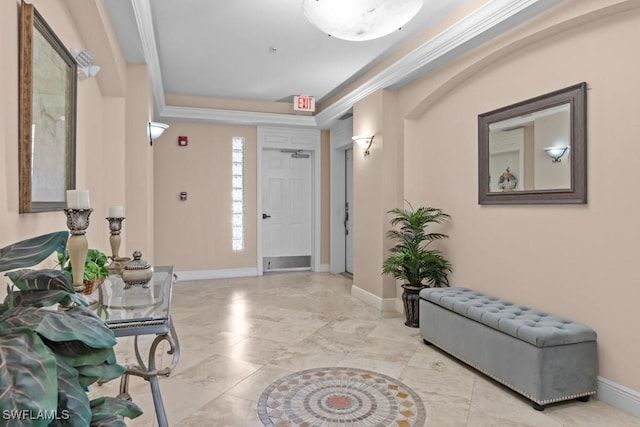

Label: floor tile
[88,272,639,426]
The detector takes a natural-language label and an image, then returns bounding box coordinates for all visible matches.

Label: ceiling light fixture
[147,122,169,146]
[302,0,424,41]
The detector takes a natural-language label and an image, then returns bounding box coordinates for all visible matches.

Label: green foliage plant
[57,248,110,283]
[382,204,452,288]
[0,231,141,426]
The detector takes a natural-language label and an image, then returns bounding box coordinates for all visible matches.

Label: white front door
[261,149,312,271]
[345,148,354,274]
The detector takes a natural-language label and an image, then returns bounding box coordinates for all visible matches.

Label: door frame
[257,126,321,275]
[329,117,353,274]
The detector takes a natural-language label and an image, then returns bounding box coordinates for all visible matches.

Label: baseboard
[175,268,258,282]
[597,376,640,418]
[317,264,330,273]
[351,285,397,312]
[395,298,404,314]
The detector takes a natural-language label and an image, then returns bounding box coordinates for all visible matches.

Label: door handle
[262,213,271,219]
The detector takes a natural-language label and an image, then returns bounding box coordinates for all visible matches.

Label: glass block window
[232,137,244,251]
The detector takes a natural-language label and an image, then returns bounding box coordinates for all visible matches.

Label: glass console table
[94,266,179,427]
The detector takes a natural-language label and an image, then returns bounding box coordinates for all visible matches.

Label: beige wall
[353,90,402,300]
[385,0,640,392]
[0,1,152,272]
[154,124,333,272]
[153,122,258,271]
[124,65,155,262]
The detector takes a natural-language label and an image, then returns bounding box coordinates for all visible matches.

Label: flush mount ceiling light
[302,0,424,41]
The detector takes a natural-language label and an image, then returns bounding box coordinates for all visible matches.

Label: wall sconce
[147,122,169,146]
[544,146,568,163]
[70,48,100,79]
[352,135,374,157]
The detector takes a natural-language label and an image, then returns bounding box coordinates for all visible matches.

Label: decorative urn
[121,251,153,288]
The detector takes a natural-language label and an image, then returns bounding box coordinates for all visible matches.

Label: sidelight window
[232,137,244,251]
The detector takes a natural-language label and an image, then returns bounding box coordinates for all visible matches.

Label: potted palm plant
[382,204,452,327]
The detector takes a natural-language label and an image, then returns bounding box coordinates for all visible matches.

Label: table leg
[119,317,180,427]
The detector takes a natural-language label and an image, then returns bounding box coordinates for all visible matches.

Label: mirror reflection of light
[544,146,569,163]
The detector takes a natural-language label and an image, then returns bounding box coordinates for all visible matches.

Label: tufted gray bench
[419,287,598,410]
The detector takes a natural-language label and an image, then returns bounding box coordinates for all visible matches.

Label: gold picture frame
[19,2,76,213]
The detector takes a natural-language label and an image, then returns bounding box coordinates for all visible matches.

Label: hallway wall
[397,0,640,394]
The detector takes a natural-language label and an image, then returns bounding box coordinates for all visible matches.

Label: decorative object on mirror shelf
[106,205,130,273]
[497,167,518,191]
[58,248,110,296]
[352,135,374,157]
[302,0,424,41]
[544,146,569,163]
[70,48,100,79]
[19,2,76,213]
[382,203,452,328]
[64,189,92,292]
[0,231,142,425]
[122,251,153,289]
[147,121,169,146]
[478,82,587,204]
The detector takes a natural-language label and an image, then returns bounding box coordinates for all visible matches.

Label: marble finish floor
[89,272,640,426]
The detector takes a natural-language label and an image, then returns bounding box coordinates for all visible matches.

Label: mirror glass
[478,83,586,204]
[19,3,77,213]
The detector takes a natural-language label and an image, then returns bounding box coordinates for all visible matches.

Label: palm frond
[383,204,452,287]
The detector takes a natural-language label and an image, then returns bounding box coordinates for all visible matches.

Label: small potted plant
[382,203,452,327]
[58,248,110,295]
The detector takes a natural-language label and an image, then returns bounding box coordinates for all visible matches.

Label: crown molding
[160,105,317,127]
[135,0,561,128]
[131,0,166,114]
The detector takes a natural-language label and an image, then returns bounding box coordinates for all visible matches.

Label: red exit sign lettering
[294,95,315,112]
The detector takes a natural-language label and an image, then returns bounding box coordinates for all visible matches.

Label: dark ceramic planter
[401,284,425,328]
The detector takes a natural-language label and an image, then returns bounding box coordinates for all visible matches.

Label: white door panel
[262,150,312,262]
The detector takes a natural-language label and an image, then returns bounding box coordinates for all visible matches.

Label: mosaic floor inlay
[257,367,426,427]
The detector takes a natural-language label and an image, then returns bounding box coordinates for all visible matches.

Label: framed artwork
[19,2,76,213]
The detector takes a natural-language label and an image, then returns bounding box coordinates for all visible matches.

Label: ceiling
[102,0,562,128]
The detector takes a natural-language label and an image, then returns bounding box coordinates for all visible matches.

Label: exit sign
[294,95,315,112]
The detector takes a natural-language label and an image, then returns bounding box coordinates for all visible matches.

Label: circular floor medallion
[257,367,426,426]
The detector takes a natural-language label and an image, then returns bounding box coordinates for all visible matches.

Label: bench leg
[577,395,591,403]
[532,402,545,411]
[423,339,433,346]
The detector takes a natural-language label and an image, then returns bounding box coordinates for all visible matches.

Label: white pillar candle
[66,190,90,209]
[109,205,124,218]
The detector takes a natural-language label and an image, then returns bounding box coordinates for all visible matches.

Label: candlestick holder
[63,208,93,292]
[106,217,130,273]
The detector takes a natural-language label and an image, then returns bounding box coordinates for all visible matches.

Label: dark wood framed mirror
[478,82,586,205]
[19,2,77,213]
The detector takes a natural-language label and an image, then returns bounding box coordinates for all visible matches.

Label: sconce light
[544,146,568,163]
[70,48,100,79]
[352,135,374,157]
[147,122,169,146]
